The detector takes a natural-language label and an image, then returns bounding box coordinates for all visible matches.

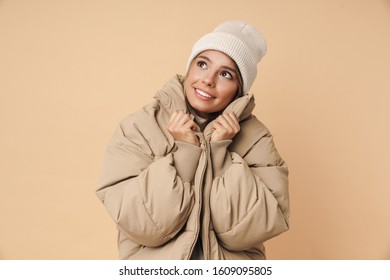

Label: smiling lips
[195,88,215,100]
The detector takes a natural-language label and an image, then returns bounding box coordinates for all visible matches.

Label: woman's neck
[185,97,218,131]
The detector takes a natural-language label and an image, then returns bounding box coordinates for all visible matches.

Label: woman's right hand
[167,111,200,146]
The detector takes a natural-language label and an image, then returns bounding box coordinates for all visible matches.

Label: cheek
[184,81,195,99]
[219,84,239,102]
[186,65,200,80]
[184,74,196,91]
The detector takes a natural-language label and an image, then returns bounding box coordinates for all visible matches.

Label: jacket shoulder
[230,115,285,167]
[231,115,271,151]
[115,100,174,159]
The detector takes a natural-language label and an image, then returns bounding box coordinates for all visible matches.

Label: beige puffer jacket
[96,75,289,259]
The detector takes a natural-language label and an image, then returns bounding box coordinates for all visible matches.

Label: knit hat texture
[186,20,267,95]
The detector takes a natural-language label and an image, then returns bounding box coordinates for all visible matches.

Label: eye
[197,61,207,69]
[220,71,233,79]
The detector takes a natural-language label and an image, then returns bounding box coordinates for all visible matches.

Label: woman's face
[184,50,240,118]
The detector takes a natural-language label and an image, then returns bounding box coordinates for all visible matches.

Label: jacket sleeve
[96,114,201,248]
[209,122,289,251]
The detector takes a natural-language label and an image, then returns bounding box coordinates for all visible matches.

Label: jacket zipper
[202,141,212,259]
[187,132,208,259]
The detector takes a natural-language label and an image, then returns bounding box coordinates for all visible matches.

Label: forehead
[196,50,237,69]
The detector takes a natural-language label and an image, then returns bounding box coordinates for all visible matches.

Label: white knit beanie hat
[186,20,267,95]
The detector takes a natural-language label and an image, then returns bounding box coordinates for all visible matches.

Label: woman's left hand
[211,112,240,141]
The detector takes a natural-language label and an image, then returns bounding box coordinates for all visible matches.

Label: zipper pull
[195,132,207,150]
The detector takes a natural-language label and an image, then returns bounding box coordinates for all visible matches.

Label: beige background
[1,0,389,259]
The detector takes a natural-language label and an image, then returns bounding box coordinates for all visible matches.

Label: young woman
[96,20,290,260]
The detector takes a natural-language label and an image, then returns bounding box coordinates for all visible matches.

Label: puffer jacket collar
[154,75,256,131]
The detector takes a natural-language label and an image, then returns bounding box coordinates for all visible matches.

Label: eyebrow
[197,55,239,75]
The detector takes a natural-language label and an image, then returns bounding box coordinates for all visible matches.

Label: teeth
[196,89,213,99]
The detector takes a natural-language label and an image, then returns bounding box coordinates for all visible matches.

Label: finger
[168,111,187,132]
[212,121,224,131]
[168,111,178,124]
[175,112,192,127]
[225,112,240,131]
[167,111,178,130]
[181,118,197,131]
[168,111,188,128]
[168,110,185,124]
[216,115,235,132]
[227,112,239,123]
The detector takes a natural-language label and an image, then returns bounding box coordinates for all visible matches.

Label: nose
[202,72,215,87]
